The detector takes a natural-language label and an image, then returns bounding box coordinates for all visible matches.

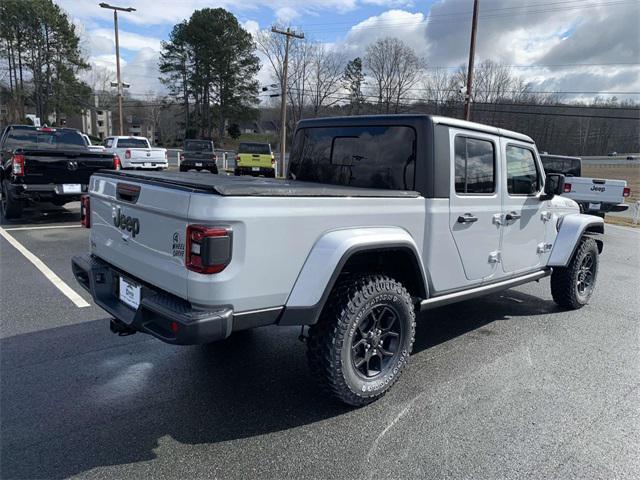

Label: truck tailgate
[21,150,113,184]
[564,177,626,204]
[128,148,165,162]
[89,174,190,298]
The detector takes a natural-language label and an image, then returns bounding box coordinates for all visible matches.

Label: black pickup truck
[0,125,118,220]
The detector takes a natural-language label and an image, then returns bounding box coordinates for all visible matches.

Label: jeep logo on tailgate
[113,208,140,237]
[590,185,606,192]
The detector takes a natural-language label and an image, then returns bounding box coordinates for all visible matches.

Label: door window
[506,146,541,195]
[454,136,495,194]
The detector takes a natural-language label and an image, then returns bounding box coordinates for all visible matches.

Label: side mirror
[542,173,565,200]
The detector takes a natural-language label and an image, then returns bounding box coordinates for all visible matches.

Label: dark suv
[179,140,218,173]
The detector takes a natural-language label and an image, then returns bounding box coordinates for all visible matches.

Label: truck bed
[98,170,421,198]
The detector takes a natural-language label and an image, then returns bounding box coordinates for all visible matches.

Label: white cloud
[88,28,163,52]
[342,9,427,54]
[56,0,359,26]
[335,1,640,98]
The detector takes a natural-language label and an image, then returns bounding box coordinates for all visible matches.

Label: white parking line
[0,226,90,308]
[3,224,82,231]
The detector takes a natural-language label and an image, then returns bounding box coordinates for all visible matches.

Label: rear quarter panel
[186,194,426,312]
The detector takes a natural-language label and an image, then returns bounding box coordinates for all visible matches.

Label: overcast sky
[56,0,640,102]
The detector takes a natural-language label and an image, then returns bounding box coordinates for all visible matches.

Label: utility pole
[271,26,304,177]
[464,0,479,121]
[99,3,136,135]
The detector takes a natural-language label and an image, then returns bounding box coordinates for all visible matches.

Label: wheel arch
[548,214,604,267]
[279,227,428,326]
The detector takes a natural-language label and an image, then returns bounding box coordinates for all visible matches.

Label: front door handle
[505,211,522,221]
[457,214,478,224]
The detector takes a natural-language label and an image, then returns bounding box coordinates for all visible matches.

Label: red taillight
[12,154,25,176]
[563,183,572,193]
[623,187,630,197]
[235,154,240,161]
[180,153,185,161]
[80,195,91,228]
[125,149,131,159]
[185,225,232,274]
[213,154,218,161]
[113,154,121,170]
[37,127,55,132]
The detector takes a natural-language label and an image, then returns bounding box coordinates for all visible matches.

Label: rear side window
[185,140,213,152]
[454,136,495,194]
[4,128,87,151]
[540,156,581,177]
[239,143,271,154]
[288,126,416,190]
[117,138,149,148]
[507,146,541,195]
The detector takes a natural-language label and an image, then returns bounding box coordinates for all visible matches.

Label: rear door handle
[505,211,522,221]
[457,214,478,224]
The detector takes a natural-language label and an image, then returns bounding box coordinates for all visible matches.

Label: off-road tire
[179,166,187,172]
[1,179,23,220]
[306,274,416,407]
[551,237,599,309]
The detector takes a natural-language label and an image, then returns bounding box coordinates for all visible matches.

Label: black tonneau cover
[98,170,421,198]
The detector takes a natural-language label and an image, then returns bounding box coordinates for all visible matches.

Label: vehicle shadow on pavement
[413,289,561,355]
[0,202,80,227]
[1,289,559,479]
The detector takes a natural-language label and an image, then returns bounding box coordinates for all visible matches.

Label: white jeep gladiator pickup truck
[540,154,630,217]
[72,115,604,406]
[103,136,167,170]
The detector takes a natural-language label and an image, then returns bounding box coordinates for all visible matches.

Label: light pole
[99,3,136,136]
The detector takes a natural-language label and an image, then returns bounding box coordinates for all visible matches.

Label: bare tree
[364,37,423,113]
[256,30,314,127]
[421,67,455,114]
[307,44,345,117]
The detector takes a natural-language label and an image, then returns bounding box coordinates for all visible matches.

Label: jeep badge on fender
[113,207,140,237]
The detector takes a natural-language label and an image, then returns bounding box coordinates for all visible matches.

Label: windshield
[239,143,271,154]
[185,140,213,152]
[117,138,150,148]
[4,128,87,151]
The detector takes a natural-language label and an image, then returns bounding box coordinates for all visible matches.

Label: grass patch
[582,163,640,204]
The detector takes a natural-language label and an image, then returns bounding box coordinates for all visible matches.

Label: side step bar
[420,269,550,311]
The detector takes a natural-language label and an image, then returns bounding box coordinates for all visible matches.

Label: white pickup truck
[540,154,630,217]
[103,136,167,170]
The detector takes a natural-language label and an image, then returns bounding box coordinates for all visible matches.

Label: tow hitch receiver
[110,318,137,336]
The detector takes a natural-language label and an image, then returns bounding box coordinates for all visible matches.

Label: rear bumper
[180,161,218,172]
[71,254,233,345]
[9,182,88,198]
[578,201,629,213]
[235,166,274,176]
[121,161,168,169]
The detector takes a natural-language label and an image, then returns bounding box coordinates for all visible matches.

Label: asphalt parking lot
[1,202,639,479]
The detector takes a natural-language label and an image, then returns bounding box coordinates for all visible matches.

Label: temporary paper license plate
[119,277,141,310]
[195,162,203,167]
[589,202,601,211]
[62,184,82,194]
[252,167,260,171]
